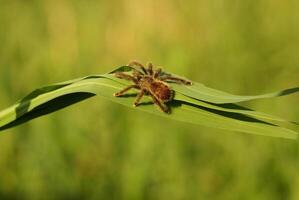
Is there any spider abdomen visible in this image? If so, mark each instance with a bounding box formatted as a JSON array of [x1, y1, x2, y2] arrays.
[[150, 81, 173, 102]]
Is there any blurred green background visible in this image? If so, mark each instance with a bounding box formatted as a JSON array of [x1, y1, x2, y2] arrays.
[[0, 0, 299, 199]]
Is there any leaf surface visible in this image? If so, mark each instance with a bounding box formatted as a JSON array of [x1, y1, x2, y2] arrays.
[[0, 66, 298, 139]]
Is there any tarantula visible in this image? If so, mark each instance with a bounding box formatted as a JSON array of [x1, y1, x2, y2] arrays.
[[113, 61, 192, 113]]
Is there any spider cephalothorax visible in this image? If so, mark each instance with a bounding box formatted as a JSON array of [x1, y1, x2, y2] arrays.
[[113, 61, 192, 113]]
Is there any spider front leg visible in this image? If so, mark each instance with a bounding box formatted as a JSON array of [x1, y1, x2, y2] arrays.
[[128, 61, 147, 74], [114, 85, 139, 97], [146, 62, 153, 75], [133, 90, 145, 107], [115, 72, 137, 83], [159, 76, 192, 85]]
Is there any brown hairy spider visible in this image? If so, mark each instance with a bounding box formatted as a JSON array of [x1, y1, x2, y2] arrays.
[[113, 61, 192, 113]]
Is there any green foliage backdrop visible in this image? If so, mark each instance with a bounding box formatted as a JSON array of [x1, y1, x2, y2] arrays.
[[0, 0, 299, 199]]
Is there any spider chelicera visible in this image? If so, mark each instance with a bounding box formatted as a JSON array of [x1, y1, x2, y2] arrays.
[[113, 61, 192, 113]]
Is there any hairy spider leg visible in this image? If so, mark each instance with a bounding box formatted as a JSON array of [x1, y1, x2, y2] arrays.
[[114, 85, 139, 97], [147, 62, 153, 75], [115, 72, 137, 83], [149, 93, 170, 113], [133, 90, 145, 107], [153, 68, 162, 78], [133, 69, 143, 80], [160, 76, 192, 85], [128, 61, 147, 75]]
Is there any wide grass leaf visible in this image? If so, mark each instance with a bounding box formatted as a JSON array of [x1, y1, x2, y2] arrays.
[[0, 66, 298, 139], [105, 74, 297, 126]]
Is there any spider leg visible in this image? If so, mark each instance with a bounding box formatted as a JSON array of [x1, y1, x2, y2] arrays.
[[128, 61, 147, 74], [133, 90, 145, 107], [115, 72, 137, 83], [149, 93, 170, 113], [133, 69, 143, 80], [146, 62, 153, 75], [159, 76, 192, 85], [113, 85, 139, 97], [153, 68, 162, 78]]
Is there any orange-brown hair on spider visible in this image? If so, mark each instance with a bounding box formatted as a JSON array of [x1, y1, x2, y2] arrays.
[[113, 61, 192, 113]]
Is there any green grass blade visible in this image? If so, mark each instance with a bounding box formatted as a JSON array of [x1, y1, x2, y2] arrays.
[[172, 83, 299, 104], [105, 74, 298, 126], [109, 66, 299, 104], [0, 75, 297, 139], [1, 93, 95, 131]]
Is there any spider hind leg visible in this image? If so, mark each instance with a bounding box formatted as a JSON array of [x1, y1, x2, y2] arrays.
[[160, 76, 192, 85], [149, 93, 170, 114], [153, 68, 162, 78]]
